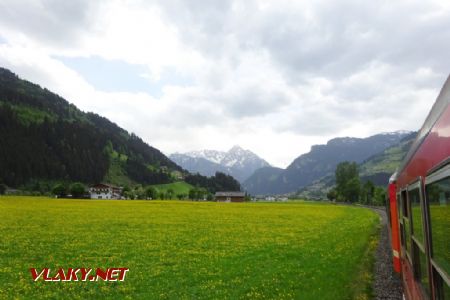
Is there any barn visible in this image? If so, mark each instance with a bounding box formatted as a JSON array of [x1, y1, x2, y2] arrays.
[[215, 191, 245, 202]]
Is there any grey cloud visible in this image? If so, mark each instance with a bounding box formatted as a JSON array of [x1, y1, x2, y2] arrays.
[[159, 93, 227, 129], [2, 0, 449, 139], [0, 0, 100, 47], [159, 0, 231, 34], [279, 107, 351, 136], [223, 87, 290, 118], [156, 0, 235, 59], [157, 0, 450, 83], [260, 1, 450, 81], [380, 14, 450, 75]]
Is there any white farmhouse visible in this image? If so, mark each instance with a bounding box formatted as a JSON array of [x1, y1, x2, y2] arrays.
[[89, 183, 122, 199]]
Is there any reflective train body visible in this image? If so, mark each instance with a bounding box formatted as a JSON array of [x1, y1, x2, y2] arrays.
[[387, 75, 450, 300]]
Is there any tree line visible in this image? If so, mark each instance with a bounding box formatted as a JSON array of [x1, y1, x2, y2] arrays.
[[185, 172, 241, 194], [45, 181, 232, 201], [326, 161, 386, 206]]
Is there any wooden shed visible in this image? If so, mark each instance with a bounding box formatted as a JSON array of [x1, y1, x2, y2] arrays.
[[215, 191, 245, 202]]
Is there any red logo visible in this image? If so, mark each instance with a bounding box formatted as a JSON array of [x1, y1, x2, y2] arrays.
[[30, 268, 129, 282]]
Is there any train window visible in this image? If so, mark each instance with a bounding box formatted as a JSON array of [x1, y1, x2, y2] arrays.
[[413, 242, 430, 296], [426, 164, 450, 299], [400, 223, 405, 248], [404, 218, 411, 255], [443, 281, 450, 300], [400, 189, 412, 261], [409, 187, 425, 246], [426, 173, 450, 277], [433, 268, 450, 300], [402, 190, 409, 218], [399, 200, 405, 245], [409, 180, 430, 295], [396, 192, 402, 229], [444, 280, 450, 300]]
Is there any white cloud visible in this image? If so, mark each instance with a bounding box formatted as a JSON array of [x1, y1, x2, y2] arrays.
[[0, 0, 449, 168]]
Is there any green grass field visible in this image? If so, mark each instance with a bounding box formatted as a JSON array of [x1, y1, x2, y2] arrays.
[[0, 197, 379, 299], [149, 181, 194, 195]]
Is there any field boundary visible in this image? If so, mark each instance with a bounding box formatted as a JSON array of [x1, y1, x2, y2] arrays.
[[350, 212, 380, 300]]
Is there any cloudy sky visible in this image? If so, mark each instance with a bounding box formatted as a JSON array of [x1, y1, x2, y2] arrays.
[[0, 0, 449, 167]]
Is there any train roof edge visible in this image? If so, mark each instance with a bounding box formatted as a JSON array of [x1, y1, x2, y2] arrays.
[[396, 74, 450, 178], [389, 171, 398, 183]]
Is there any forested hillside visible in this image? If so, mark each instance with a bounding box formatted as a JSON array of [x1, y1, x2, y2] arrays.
[[0, 68, 240, 192]]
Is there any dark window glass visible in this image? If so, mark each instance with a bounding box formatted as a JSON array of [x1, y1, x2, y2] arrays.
[[434, 268, 450, 300], [402, 191, 409, 217], [413, 242, 430, 296], [405, 218, 411, 253], [400, 223, 405, 248], [409, 188, 425, 246], [444, 280, 450, 300], [426, 176, 450, 276], [419, 249, 430, 295]]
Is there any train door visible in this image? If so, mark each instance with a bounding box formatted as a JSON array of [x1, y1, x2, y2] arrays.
[[388, 181, 401, 273]]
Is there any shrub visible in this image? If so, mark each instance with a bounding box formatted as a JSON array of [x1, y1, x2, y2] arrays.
[[52, 183, 68, 198], [70, 182, 86, 198], [0, 183, 6, 195]]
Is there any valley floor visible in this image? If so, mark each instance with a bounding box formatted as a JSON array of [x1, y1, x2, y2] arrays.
[[0, 197, 379, 299]]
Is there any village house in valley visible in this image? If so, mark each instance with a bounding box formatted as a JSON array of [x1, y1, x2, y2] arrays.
[[89, 183, 122, 199], [215, 191, 245, 202]]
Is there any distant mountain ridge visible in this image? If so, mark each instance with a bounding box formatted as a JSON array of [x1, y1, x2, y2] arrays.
[[170, 146, 270, 182], [296, 132, 417, 199], [243, 131, 413, 195]]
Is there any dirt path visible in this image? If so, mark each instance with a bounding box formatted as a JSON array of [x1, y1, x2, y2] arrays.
[[372, 208, 403, 300]]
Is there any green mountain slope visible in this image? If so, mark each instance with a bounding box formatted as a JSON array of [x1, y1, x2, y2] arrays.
[[0, 67, 240, 192], [244, 132, 412, 195], [242, 166, 284, 195], [296, 132, 417, 199], [359, 132, 416, 184], [0, 68, 180, 187]]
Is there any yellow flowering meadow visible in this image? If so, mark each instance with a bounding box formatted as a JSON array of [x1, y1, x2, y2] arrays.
[[0, 197, 378, 299]]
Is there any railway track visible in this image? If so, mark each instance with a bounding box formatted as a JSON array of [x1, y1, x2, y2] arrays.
[[369, 207, 403, 300]]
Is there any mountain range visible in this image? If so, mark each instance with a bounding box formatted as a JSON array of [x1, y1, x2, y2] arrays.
[[0, 66, 416, 197], [170, 146, 270, 182], [242, 131, 413, 195], [296, 132, 416, 199], [171, 130, 413, 196]]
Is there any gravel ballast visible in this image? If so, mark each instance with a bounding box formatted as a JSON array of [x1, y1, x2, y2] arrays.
[[372, 208, 403, 300]]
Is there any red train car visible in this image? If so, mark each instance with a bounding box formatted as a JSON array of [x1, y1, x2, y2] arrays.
[[387, 75, 450, 300]]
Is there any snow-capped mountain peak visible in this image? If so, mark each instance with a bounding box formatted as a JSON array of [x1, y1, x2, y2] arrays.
[[184, 149, 225, 164], [380, 130, 414, 136], [222, 146, 261, 168], [170, 146, 271, 182], [229, 145, 245, 153]]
